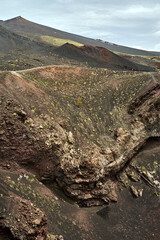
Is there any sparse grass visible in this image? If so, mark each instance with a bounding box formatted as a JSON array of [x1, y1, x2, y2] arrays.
[[21, 67, 153, 148], [41, 35, 83, 47]]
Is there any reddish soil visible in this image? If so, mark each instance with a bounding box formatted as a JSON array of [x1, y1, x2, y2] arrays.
[[54, 43, 155, 71]]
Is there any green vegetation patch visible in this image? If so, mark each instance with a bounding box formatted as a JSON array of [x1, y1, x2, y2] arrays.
[[41, 35, 83, 47]]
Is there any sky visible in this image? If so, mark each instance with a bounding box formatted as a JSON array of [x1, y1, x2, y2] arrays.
[[1, 0, 160, 51]]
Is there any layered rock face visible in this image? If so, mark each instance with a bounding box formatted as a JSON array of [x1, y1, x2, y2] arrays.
[[58, 83, 160, 206]]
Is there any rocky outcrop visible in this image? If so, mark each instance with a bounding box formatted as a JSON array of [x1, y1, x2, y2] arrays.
[[0, 90, 66, 181], [0, 194, 47, 240], [57, 82, 160, 206]]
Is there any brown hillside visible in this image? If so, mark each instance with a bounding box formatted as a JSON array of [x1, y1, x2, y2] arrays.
[[54, 43, 155, 71]]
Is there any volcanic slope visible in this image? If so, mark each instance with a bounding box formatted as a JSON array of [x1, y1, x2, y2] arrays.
[[1, 16, 160, 56], [0, 24, 57, 55], [0, 23, 156, 72], [0, 24, 61, 70], [0, 25, 87, 71], [53, 43, 155, 71]]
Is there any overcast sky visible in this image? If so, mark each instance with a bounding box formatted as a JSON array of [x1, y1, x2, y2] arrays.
[[1, 0, 160, 51]]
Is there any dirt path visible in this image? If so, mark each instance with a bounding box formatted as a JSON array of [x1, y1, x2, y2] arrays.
[[10, 71, 22, 78]]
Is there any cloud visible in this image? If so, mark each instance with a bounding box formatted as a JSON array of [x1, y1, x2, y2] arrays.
[[153, 43, 160, 51], [130, 45, 144, 50], [122, 4, 160, 18], [57, 0, 73, 3], [153, 30, 160, 37]]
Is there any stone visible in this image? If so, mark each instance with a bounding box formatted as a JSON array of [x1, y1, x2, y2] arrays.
[[0, 130, 5, 135], [142, 171, 154, 182], [153, 180, 160, 186], [68, 131, 74, 144], [130, 186, 139, 198], [16, 109, 27, 118], [59, 235, 64, 240], [49, 236, 56, 240], [33, 218, 42, 225], [138, 189, 143, 197], [126, 168, 140, 182]]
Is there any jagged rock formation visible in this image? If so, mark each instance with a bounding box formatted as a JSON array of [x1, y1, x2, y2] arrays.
[[57, 82, 160, 206]]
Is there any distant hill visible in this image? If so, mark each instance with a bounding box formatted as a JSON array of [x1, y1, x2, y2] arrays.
[[0, 24, 26, 53], [0, 24, 60, 70], [1, 16, 160, 56], [0, 16, 159, 71], [0, 24, 56, 55], [53, 43, 155, 71]]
